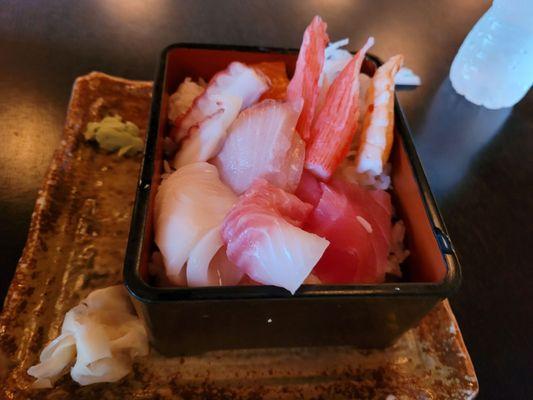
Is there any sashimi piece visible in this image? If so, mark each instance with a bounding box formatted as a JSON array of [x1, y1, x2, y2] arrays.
[[213, 99, 305, 194], [149, 251, 186, 287], [222, 179, 329, 294], [154, 162, 237, 284], [304, 177, 392, 283], [187, 226, 244, 287], [331, 179, 392, 278], [305, 183, 377, 283], [253, 61, 290, 100], [286, 15, 329, 141], [173, 94, 242, 168], [172, 62, 269, 142], [305, 37, 374, 180], [295, 170, 322, 207]]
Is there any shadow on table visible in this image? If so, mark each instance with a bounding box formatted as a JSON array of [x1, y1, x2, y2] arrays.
[[414, 78, 512, 200]]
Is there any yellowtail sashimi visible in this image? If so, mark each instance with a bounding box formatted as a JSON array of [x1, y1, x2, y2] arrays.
[[222, 179, 329, 294], [213, 99, 305, 194]]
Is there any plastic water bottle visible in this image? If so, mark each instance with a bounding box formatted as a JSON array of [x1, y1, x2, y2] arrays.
[[450, 0, 533, 109]]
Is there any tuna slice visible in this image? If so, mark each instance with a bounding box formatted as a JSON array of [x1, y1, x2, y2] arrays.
[[154, 162, 237, 284], [222, 179, 330, 294], [295, 170, 322, 207], [172, 62, 269, 142], [173, 94, 242, 168], [286, 15, 329, 141], [303, 176, 392, 284], [213, 99, 305, 194]]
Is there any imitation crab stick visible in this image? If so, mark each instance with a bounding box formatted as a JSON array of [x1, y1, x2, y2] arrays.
[[287, 16, 329, 142], [304, 37, 374, 181], [354, 54, 404, 176]]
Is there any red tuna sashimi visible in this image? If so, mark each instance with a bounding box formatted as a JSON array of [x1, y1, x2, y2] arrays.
[[287, 16, 329, 142], [304, 177, 392, 283], [295, 170, 322, 207], [222, 179, 329, 294], [172, 62, 269, 142], [332, 179, 392, 278], [305, 37, 374, 180], [213, 99, 305, 194], [305, 183, 376, 283]]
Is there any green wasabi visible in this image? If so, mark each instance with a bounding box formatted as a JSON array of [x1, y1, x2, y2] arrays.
[[83, 115, 143, 156]]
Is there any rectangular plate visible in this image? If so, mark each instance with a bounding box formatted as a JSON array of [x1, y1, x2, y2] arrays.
[[0, 73, 478, 399]]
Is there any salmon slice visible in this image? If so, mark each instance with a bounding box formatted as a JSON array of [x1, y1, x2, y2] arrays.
[[213, 99, 305, 194], [305, 37, 374, 180], [253, 61, 290, 100], [222, 179, 329, 294], [286, 16, 329, 141]]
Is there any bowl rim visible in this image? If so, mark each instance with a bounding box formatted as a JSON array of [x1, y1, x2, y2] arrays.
[[123, 43, 461, 304]]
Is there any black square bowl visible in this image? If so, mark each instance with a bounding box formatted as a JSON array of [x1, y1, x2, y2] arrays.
[[123, 44, 461, 356]]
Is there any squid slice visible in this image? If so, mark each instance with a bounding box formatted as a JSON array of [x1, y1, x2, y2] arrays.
[[173, 94, 242, 168], [154, 162, 237, 283], [187, 226, 243, 287], [173, 62, 269, 142]]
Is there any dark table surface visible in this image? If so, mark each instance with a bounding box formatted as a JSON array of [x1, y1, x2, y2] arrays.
[[1, 0, 531, 398]]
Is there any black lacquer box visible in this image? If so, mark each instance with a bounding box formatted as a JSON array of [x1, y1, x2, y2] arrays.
[[124, 44, 461, 356]]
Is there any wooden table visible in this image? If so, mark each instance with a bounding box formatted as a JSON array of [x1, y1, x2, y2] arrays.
[[1, 1, 531, 398]]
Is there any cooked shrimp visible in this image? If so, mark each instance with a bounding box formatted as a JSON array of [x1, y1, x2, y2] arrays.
[[354, 55, 403, 176]]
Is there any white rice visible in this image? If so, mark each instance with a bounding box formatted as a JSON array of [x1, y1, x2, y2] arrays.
[[167, 77, 205, 123], [386, 220, 410, 277]]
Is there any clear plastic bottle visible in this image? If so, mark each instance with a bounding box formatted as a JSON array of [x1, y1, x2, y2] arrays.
[[450, 0, 533, 109]]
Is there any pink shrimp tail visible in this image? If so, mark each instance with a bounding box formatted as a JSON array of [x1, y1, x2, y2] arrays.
[[287, 16, 329, 142], [304, 37, 374, 180]]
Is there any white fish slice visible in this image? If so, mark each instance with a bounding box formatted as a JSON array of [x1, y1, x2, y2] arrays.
[[186, 225, 243, 287], [213, 99, 305, 194], [154, 162, 237, 283]]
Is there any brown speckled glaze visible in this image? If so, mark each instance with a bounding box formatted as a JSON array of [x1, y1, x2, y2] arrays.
[[0, 73, 478, 399]]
